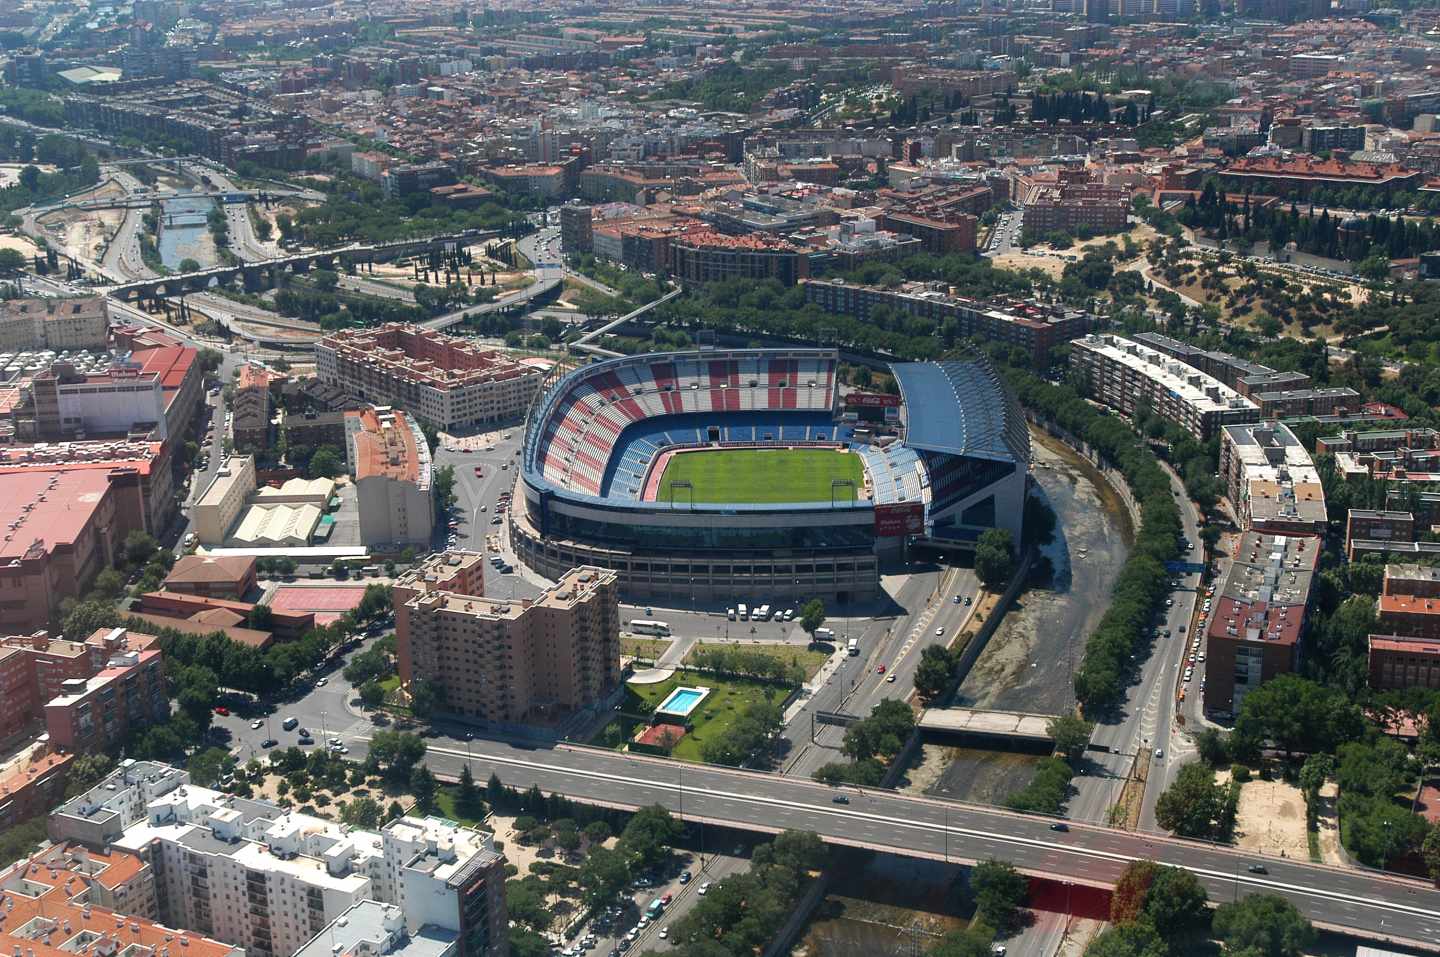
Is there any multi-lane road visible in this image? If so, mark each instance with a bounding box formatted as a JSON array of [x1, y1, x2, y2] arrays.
[[414, 738, 1440, 953]]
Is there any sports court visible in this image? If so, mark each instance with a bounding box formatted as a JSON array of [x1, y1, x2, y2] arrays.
[[268, 585, 368, 625]]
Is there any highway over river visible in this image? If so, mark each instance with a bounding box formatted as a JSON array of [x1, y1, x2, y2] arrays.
[[407, 736, 1440, 953]]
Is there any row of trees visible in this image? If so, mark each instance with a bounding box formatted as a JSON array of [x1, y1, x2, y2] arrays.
[[687, 646, 806, 686], [997, 363, 1184, 713]]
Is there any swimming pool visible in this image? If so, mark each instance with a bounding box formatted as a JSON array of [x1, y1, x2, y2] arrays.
[[655, 685, 711, 720]]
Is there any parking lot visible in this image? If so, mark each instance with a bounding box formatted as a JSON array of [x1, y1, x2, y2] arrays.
[[553, 845, 748, 956]]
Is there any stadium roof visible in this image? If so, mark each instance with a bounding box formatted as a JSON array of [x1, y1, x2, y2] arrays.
[[891, 359, 1029, 464]]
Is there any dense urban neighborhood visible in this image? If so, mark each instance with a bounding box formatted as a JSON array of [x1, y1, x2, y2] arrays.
[[7, 2, 1440, 957]]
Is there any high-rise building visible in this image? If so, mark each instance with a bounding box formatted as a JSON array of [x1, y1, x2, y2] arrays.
[[396, 559, 621, 726]]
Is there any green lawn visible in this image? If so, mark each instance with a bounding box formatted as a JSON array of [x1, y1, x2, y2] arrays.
[[605, 672, 788, 762], [655, 448, 862, 505], [433, 785, 487, 828]]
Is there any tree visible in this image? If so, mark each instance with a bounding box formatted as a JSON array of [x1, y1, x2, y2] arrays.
[[583, 820, 612, 845], [359, 679, 385, 709], [339, 797, 383, 829], [578, 845, 631, 906], [974, 528, 1016, 588], [1109, 860, 1157, 925], [505, 877, 551, 932], [187, 747, 236, 788], [1195, 728, 1230, 767], [91, 568, 126, 599], [409, 763, 438, 812], [914, 644, 956, 700], [433, 463, 457, 519], [178, 258, 201, 273], [196, 348, 223, 374], [308, 445, 345, 479], [1084, 923, 1167, 957], [799, 598, 826, 638], [1211, 894, 1315, 957], [456, 763, 482, 817], [124, 530, 160, 567], [618, 804, 681, 870], [0, 248, 26, 275], [1048, 715, 1095, 762], [972, 859, 1028, 932], [1423, 824, 1440, 884], [1143, 866, 1210, 941], [1232, 675, 1365, 758], [409, 678, 440, 719], [1155, 763, 1228, 839], [369, 730, 427, 777]]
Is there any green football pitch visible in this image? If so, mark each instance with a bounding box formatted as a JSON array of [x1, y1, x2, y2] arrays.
[[654, 448, 863, 504]]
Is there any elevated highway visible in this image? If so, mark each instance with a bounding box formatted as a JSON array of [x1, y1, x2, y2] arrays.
[[405, 736, 1440, 954]]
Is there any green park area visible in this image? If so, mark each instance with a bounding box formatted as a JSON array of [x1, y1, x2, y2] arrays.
[[594, 671, 791, 766]]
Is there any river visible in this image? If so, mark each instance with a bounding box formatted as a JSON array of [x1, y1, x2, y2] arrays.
[[907, 426, 1136, 804], [157, 196, 216, 270]]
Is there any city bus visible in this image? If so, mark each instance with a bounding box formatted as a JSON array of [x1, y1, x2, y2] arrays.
[[629, 620, 671, 637]]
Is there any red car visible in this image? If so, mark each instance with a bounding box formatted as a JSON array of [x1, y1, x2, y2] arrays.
[[876, 665, 887, 675], [660, 893, 672, 905], [474, 466, 484, 476], [214, 706, 229, 716]]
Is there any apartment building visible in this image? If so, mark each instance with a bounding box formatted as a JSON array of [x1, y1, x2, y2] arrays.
[[0, 627, 160, 744], [44, 641, 168, 754], [1219, 422, 1326, 536], [316, 325, 544, 431], [0, 745, 73, 831], [0, 296, 109, 351], [1377, 563, 1440, 640], [0, 842, 239, 957], [1069, 334, 1261, 440], [802, 278, 1089, 365], [397, 563, 620, 726], [232, 364, 275, 451], [192, 456, 257, 545], [1203, 532, 1319, 716], [669, 230, 810, 286], [52, 762, 508, 957], [1346, 509, 1416, 559], [559, 201, 594, 253], [345, 407, 433, 546], [1017, 168, 1128, 235]]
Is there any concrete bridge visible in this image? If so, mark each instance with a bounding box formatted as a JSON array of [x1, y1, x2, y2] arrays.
[[917, 707, 1058, 747], [37, 187, 323, 214], [103, 230, 499, 303]]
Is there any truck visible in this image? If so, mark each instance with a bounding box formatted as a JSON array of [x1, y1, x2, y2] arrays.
[[847, 638, 859, 656], [814, 627, 834, 641]]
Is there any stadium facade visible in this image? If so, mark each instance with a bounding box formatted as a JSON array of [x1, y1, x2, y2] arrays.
[[513, 347, 1028, 602]]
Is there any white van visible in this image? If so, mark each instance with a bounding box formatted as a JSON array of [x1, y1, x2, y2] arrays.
[[726, 607, 736, 620], [814, 627, 834, 641], [738, 603, 748, 620]]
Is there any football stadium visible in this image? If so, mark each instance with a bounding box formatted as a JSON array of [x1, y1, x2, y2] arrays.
[[514, 347, 1029, 602]]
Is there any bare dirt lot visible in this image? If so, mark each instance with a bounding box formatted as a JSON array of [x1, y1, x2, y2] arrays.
[[1221, 770, 1317, 862]]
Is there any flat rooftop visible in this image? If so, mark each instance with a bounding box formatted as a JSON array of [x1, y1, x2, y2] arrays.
[[0, 469, 113, 563], [1223, 421, 1326, 525], [1075, 335, 1258, 415]]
